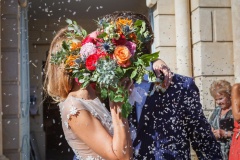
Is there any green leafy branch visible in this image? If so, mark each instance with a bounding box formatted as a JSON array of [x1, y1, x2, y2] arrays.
[[50, 41, 70, 65], [66, 19, 87, 38]]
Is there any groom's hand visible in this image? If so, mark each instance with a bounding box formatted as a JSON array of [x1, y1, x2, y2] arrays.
[[153, 59, 173, 89]]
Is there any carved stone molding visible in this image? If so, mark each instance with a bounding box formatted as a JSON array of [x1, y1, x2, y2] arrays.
[[146, 0, 157, 8]]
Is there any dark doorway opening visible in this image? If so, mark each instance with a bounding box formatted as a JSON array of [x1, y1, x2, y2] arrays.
[[43, 96, 74, 160]]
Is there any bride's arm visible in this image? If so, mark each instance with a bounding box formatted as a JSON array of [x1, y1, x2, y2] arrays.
[[110, 101, 133, 160], [68, 101, 132, 160]]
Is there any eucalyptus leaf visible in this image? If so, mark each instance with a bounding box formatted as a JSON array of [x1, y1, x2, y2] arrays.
[[113, 96, 124, 102], [66, 19, 72, 25], [68, 26, 75, 31], [130, 69, 137, 79]]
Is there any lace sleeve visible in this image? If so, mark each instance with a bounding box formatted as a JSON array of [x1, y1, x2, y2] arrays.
[[59, 96, 113, 135], [59, 97, 86, 129]]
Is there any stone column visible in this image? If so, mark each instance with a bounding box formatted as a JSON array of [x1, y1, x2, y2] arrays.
[[231, 0, 240, 83], [0, 2, 10, 160], [174, 0, 192, 76]]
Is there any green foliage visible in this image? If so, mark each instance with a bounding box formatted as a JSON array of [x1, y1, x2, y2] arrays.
[[50, 41, 70, 65], [140, 52, 159, 66], [121, 102, 132, 118], [66, 19, 87, 38]]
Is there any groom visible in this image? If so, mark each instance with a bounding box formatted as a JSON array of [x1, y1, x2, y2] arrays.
[[129, 72, 223, 159], [106, 11, 222, 159]]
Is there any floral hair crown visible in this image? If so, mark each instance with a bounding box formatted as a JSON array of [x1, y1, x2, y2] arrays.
[[50, 18, 159, 118]]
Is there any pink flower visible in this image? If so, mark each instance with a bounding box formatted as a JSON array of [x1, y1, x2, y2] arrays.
[[80, 42, 97, 58], [81, 35, 97, 45], [89, 30, 100, 39], [125, 41, 136, 56]]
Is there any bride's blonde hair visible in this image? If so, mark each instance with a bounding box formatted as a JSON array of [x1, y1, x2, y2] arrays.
[[44, 27, 73, 101]]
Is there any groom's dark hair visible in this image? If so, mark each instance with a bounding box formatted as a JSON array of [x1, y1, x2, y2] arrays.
[[99, 11, 154, 54]]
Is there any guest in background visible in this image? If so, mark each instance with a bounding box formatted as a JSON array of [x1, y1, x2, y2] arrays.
[[209, 80, 234, 160], [229, 83, 240, 160]]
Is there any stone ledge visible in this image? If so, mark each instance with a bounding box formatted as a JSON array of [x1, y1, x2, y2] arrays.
[[191, 0, 231, 11], [153, 0, 175, 16]]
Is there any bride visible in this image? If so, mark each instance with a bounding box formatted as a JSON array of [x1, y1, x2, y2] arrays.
[[44, 27, 133, 160]]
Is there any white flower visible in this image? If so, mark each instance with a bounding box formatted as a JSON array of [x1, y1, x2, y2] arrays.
[[83, 73, 90, 76], [69, 107, 78, 115], [80, 42, 97, 58], [104, 24, 114, 34], [79, 79, 85, 83]]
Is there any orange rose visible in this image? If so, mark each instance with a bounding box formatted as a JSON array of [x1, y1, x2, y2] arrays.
[[65, 55, 80, 67], [113, 46, 132, 67]]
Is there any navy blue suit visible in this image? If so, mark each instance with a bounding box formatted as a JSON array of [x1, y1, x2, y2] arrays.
[[129, 74, 222, 160]]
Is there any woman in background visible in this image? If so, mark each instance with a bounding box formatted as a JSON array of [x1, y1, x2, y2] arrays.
[[209, 80, 234, 160], [229, 83, 240, 160]]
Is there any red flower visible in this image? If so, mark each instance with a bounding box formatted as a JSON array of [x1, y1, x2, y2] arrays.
[[96, 48, 108, 55], [81, 35, 97, 45], [85, 53, 106, 71], [112, 34, 126, 45], [86, 54, 99, 71]]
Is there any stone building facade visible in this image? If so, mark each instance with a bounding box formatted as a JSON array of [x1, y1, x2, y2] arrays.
[[0, 0, 239, 159]]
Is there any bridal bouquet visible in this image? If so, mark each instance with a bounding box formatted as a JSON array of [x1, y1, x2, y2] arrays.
[[51, 18, 159, 118]]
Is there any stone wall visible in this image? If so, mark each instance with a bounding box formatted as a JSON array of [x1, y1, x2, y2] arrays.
[[190, 0, 234, 114], [151, 0, 235, 114], [1, 1, 21, 159], [148, 0, 237, 158], [153, 0, 177, 72]]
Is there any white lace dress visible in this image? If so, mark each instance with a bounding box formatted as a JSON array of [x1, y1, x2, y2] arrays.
[[59, 96, 113, 160]]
